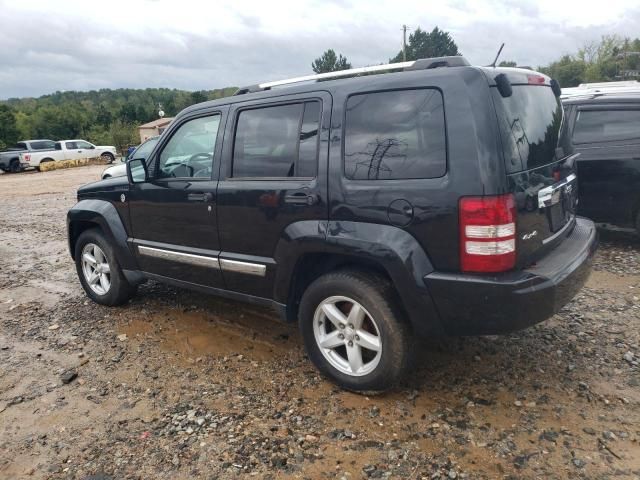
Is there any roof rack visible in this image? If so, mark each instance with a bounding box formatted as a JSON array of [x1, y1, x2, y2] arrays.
[[561, 81, 640, 99], [234, 56, 470, 95]]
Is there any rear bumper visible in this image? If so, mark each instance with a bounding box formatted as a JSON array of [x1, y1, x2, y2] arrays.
[[424, 217, 597, 335]]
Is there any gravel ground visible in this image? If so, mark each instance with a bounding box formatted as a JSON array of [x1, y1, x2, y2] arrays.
[[0, 166, 639, 480]]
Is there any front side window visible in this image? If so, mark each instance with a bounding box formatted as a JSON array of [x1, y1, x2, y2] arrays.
[[66, 141, 78, 150], [344, 89, 447, 180], [158, 115, 220, 179], [132, 137, 159, 164], [232, 101, 320, 178], [76, 141, 93, 149], [573, 109, 640, 144]]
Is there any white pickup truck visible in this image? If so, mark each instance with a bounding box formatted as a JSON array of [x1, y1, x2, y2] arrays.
[[20, 139, 118, 170]]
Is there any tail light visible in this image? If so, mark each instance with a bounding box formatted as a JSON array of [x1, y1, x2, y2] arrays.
[[24, 154, 30, 162], [459, 194, 516, 273]]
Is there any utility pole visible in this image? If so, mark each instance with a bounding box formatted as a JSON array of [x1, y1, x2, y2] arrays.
[[402, 25, 408, 62]]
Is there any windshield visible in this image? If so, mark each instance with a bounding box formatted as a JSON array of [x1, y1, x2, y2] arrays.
[[492, 85, 566, 173]]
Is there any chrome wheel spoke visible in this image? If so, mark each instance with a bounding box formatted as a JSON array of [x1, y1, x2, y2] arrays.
[[347, 303, 366, 329], [318, 330, 344, 349], [88, 271, 100, 285], [101, 263, 111, 274], [355, 330, 381, 352], [346, 344, 364, 373], [99, 273, 110, 291], [83, 252, 97, 265], [321, 303, 346, 328]]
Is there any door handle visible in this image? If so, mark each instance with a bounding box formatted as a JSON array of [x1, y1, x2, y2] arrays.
[[284, 192, 318, 206], [187, 192, 214, 202]]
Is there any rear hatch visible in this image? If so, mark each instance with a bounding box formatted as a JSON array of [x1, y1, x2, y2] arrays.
[[489, 70, 578, 268]]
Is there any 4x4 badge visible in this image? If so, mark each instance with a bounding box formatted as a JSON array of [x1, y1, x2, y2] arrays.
[[522, 230, 538, 240], [120, 194, 126, 203]]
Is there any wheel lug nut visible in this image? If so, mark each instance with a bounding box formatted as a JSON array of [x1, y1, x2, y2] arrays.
[[355, 335, 360, 341], [348, 341, 353, 347], [338, 333, 345, 339], [348, 323, 354, 329], [339, 323, 345, 329]]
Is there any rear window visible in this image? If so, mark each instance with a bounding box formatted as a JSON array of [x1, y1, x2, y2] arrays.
[[344, 89, 447, 180], [492, 86, 564, 173], [573, 109, 640, 144], [30, 141, 55, 150]]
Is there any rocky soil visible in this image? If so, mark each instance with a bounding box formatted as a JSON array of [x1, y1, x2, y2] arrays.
[[0, 166, 639, 479]]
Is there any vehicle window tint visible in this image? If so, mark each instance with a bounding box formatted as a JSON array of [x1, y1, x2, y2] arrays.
[[66, 142, 78, 150], [158, 115, 220, 179], [573, 109, 640, 144], [55, 142, 62, 151], [133, 138, 159, 163], [30, 141, 46, 150], [36, 141, 56, 150], [14, 143, 27, 150], [344, 89, 446, 180], [492, 86, 564, 173], [297, 102, 320, 177], [76, 141, 93, 149], [233, 102, 320, 178]]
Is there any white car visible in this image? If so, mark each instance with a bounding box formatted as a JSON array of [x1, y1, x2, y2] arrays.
[[102, 136, 160, 179], [21, 139, 117, 170]]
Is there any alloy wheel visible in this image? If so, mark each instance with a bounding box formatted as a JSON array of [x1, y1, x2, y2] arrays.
[[81, 243, 111, 295], [312, 296, 382, 377]]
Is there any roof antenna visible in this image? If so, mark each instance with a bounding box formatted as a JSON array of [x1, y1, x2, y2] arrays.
[[489, 43, 505, 68]]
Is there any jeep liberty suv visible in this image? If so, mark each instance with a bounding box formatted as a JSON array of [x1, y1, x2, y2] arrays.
[[68, 57, 597, 392]]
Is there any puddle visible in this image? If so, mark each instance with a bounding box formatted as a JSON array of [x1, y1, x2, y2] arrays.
[[119, 308, 298, 362]]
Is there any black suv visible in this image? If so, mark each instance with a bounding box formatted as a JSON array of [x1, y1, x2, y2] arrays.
[[68, 57, 597, 392], [561, 87, 640, 234]]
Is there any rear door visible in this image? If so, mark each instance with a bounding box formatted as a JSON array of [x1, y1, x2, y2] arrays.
[[491, 81, 579, 267], [216, 92, 330, 299], [571, 104, 640, 227], [64, 141, 83, 160]]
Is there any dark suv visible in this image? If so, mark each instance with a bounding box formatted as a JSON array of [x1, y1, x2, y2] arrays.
[[561, 86, 640, 234], [68, 57, 597, 392]]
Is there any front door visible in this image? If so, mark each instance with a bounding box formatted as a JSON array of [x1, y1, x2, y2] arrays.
[[216, 93, 330, 298], [573, 105, 640, 227], [128, 110, 226, 288]]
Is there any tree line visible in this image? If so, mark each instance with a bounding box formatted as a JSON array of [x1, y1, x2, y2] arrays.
[[0, 87, 236, 151], [1, 27, 639, 150]]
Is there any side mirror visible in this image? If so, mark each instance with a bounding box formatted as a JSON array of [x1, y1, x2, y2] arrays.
[[89, 145, 96, 149], [127, 158, 148, 184]]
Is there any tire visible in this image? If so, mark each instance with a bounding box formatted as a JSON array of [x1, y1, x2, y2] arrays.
[[299, 269, 412, 393], [102, 174, 111, 180], [101, 152, 115, 164], [74, 228, 137, 306], [9, 159, 20, 173]]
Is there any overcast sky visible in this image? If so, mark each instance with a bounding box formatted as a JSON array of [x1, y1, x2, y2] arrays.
[[1, 0, 639, 99]]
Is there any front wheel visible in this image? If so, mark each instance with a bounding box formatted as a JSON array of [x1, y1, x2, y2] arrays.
[[299, 269, 412, 393], [75, 229, 136, 306]]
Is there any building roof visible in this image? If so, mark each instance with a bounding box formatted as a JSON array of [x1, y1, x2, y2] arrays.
[[138, 118, 174, 129]]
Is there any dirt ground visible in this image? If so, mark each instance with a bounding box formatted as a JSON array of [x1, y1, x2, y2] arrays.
[[0, 166, 639, 480]]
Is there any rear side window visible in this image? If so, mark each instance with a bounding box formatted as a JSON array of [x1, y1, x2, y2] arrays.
[[344, 89, 446, 180], [31, 141, 55, 150], [573, 109, 640, 144], [232, 101, 320, 178], [66, 141, 78, 150]]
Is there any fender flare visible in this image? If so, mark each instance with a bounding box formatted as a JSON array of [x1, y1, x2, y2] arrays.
[[273, 220, 444, 337], [67, 199, 139, 273]]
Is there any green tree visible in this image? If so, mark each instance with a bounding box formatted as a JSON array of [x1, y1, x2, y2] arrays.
[[109, 120, 138, 155], [498, 60, 517, 67], [312, 49, 352, 73], [0, 105, 20, 148], [539, 55, 587, 87], [391, 26, 460, 62]]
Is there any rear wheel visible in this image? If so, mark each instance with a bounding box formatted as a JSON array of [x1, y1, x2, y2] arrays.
[[75, 229, 136, 306], [101, 152, 115, 163], [9, 159, 20, 173], [299, 269, 412, 393], [36, 158, 54, 171]]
